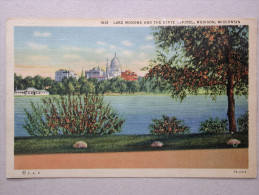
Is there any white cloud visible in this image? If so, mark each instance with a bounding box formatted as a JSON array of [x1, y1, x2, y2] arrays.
[[132, 59, 150, 66], [122, 40, 133, 46], [139, 52, 147, 58], [87, 61, 106, 69], [109, 45, 123, 54], [122, 50, 133, 57], [27, 42, 48, 50], [145, 35, 153, 40], [97, 41, 106, 46], [63, 54, 83, 59], [109, 45, 116, 49], [95, 48, 106, 54], [26, 55, 50, 61], [33, 31, 52, 37], [140, 44, 154, 50], [61, 46, 91, 52], [62, 54, 86, 65]]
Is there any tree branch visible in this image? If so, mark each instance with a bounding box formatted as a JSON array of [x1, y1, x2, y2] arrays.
[[197, 81, 227, 87]]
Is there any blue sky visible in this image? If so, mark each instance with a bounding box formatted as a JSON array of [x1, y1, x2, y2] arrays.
[[14, 26, 156, 78]]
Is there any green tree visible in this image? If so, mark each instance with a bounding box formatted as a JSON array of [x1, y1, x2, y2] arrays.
[[34, 75, 43, 89], [74, 81, 80, 95], [131, 81, 140, 94], [126, 81, 132, 93], [79, 77, 87, 94], [49, 84, 58, 94], [109, 78, 119, 93], [40, 83, 45, 90], [78, 76, 87, 85], [95, 81, 107, 95], [20, 83, 26, 90], [67, 82, 75, 95], [145, 26, 248, 133], [44, 77, 54, 86], [61, 77, 69, 90], [119, 82, 127, 94], [57, 82, 65, 95], [80, 80, 96, 95], [14, 73, 23, 90], [116, 78, 127, 94], [24, 76, 35, 87], [88, 82, 95, 94]]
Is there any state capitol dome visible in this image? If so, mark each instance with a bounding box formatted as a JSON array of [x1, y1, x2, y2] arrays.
[[109, 53, 121, 77]]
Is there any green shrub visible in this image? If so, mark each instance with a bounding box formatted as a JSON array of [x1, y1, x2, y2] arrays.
[[199, 117, 228, 133], [149, 115, 190, 135], [237, 112, 248, 133], [24, 94, 125, 136], [24, 101, 54, 136]]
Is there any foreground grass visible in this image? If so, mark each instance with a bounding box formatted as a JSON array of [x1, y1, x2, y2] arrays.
[[14, 133, 248, 155]]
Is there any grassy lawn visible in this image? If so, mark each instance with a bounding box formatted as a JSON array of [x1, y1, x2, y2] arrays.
[[14, 133, 248, 155]]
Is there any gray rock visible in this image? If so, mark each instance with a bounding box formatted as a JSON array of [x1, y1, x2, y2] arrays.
[[151, 141, 163, 147], [73, 141, 87, 148]]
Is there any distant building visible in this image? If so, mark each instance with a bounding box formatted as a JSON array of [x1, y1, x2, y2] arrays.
[[85, 67, 106, 80], [85, 53, 123, 81], [55, 69, 79, 82], [91, 75, 107, 82], [121, 70, 138, 81], [14, 87, 49, 96], [108, 53, 122, 78]]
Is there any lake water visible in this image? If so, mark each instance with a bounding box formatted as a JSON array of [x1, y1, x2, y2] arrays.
[[15, 95, 248, 137]]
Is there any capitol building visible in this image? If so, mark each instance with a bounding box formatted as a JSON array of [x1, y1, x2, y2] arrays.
[[55, 53, 137, 82], [85, 53, 122, 81], [106, 53, 122, 78]]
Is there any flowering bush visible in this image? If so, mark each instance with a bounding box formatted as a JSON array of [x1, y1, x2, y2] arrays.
[[24, 94, 125, 136], [199, 117, 228, 134], [149, 115, 190, 135], [237, 112, 248, 133], [24, 101, 53, 136]]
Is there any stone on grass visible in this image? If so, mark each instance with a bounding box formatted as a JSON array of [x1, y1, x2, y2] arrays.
[[227, 139, 241, 148], [73, 141, 87, 149], [151, 141, 163, 148]]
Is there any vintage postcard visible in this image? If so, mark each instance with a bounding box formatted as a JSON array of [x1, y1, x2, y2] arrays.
[[6, 18, 257, 178]]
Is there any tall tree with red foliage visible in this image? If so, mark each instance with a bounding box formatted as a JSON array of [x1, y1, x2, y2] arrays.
[[145, 26, 248, 133]]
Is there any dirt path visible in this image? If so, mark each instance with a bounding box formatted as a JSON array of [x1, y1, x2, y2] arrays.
[[15, 148, 248, 169]]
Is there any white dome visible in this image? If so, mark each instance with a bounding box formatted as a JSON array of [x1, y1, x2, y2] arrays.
[[110, 53, 121, 76]]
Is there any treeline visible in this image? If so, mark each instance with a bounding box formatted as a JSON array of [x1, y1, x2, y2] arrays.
[[14, 74, 54, 90], [14, 73, 164, 95]]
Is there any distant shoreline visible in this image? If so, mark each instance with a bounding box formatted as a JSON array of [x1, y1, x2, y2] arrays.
[[14, 92, 170, 97], [14, 91, 221, 97]]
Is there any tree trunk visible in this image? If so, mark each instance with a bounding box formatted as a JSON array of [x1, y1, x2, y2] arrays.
[[227, 72, 237, 133]]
